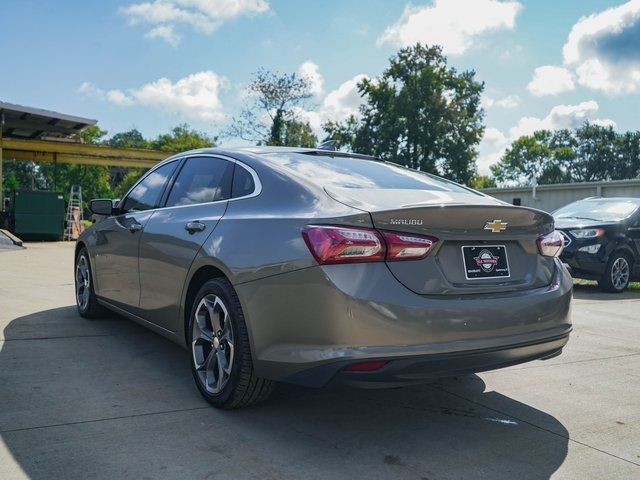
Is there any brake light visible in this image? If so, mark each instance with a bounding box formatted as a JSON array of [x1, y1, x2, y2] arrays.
[[380, 231, 437, 261], [537, 230, 564, 257], [302, 225, 439, 264], [302, 225, 385, 264]]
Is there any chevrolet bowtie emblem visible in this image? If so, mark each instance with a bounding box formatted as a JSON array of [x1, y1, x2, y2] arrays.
[[484, 219, 508, 233]]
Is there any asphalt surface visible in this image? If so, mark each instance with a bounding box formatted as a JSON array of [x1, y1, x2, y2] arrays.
[[0, 242, 638, 479]]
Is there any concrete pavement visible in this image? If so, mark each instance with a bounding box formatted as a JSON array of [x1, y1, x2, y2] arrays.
[[0, 242, 638, 479]]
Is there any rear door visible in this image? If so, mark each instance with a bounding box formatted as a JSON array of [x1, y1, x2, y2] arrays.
[[138, 155, 235, 331], [93, 160, 178, 308]]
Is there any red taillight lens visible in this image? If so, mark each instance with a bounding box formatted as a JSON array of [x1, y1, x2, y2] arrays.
[[537, 230, 564, 257], [343, 360, 388, 372], [302, 225, 385, 264], [302, 225, 439, 264], [380, 230, 438, 261]]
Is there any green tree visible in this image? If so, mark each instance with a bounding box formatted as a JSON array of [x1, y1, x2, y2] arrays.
[[572, 123, 617, 182], [151, 124, 217, 152], [325, 44, 485, 184], [468, 174, 496, 189], [283, 119, 317, 147], [229, 69, 313, 146], [491, 122, 640, 186], [322, 115, 359, 152], [108, 128, 149, 149], [1, 160, 47, 197], [491, 131, 561, 186]]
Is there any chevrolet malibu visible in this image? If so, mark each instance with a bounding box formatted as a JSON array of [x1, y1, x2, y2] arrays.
[[76, 147, 572, 409]]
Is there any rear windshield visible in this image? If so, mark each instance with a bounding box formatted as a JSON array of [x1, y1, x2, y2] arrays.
[[264, 153, 478, 194], [554, 198, 640, 222]]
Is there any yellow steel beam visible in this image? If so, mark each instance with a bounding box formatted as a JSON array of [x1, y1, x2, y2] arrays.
[[4, 149, 160, 168], [1, 137, 171, 164]]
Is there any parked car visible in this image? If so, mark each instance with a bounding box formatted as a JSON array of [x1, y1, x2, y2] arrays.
[[76, 147, 572, 409], [554, 197, 640, 292]]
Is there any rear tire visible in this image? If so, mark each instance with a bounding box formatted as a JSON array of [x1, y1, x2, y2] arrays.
[[598, 252, 632, 293], [188, 278, 274, 409], [75, 247, 108, 318]]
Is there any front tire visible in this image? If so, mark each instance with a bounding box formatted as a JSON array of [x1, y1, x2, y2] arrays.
[[188, 278, 274, 409], [599, 252, 632, 293], [75, 247, 107, 318]]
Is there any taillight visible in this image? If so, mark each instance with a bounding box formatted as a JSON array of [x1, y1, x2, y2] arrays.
[[302, 225, 439, 264], [302, 225, 385, 264], [537, 230, 564, 257], [380, 231, 437, 261]]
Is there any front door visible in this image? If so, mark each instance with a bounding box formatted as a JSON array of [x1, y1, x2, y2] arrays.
[[138, 156, 235, 331], [93, 160, 178, 310]]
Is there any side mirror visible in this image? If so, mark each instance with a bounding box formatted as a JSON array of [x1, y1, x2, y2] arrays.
[[89, 199, 115, 216]]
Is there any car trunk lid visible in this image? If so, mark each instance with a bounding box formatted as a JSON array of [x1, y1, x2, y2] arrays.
[[325, 187, 556, 295]]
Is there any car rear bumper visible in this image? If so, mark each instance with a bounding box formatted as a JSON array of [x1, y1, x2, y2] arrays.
[[285, 332, 569, 388], [235, 259, 572, 387]]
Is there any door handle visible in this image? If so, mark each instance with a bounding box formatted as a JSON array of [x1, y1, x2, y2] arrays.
[[129, 223, 143, 233], [185, 221, 206, 234]]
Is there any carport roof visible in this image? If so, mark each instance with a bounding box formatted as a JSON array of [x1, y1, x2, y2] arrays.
[[0, 101, 97, 140]]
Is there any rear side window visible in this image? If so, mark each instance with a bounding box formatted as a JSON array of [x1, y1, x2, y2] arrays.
[[121, 161, 177, 212], [232, 165, 255, 198], [166, 156, 233, 207]]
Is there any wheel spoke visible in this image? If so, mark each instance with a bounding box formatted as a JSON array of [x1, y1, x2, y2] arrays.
[[216, 350, 226, 390]]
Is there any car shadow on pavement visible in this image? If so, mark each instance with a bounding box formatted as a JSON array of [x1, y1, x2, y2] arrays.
[[1, 306, 569, 480]]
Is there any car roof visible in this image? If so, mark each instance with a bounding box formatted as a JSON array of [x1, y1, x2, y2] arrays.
[[163, 146, 379, 163], [578, 197, 640, 202]]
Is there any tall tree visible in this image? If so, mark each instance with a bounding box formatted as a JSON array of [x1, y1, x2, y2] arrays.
[[324, 44, 485, 184], [151, 124, 217, 152], [229, 69, 315, 146], [490, 131, 569, 186], [491, 122, 640, 186], [108, 128, 149, 149]]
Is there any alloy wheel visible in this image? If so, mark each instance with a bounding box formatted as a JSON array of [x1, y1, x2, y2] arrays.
[[611, 257, 630, 291], [192, 294, 235, 394], [76, 255, 90, 310]]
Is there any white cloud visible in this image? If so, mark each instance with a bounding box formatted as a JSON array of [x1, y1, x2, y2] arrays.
[[477, 101, 616, 174], [145, 24, 181, 46], [477, 127, 508, 174], [526, 65, 575, 96], [78, 82, 104, 98], [298, 61, 324, 96], [79, 71, 228, 121], [322, 74, 368, 121], [120, 0, 269, 45], [560, 0, 640, 94], [483, 93, 521, 109], [294, 74, 369, 137], [508, 100, 615, 139], [377, 0, 522, 55], [106, 89, 136, 107]]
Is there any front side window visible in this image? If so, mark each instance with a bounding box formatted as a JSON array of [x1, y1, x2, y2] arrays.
[[121, 161, 177, 212], [166, 157, 234, 207]]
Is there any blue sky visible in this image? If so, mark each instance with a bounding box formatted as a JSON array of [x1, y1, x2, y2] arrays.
[[1, 0, 639, 173]]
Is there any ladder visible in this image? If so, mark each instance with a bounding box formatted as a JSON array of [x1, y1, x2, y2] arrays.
[[64, 185, 83, 241]]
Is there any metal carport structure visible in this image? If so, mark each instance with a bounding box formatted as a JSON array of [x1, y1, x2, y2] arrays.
[[0, 101, 170, 211]]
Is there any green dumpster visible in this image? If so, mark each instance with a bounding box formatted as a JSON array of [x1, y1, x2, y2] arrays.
[[11, 190, 65, 241]]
